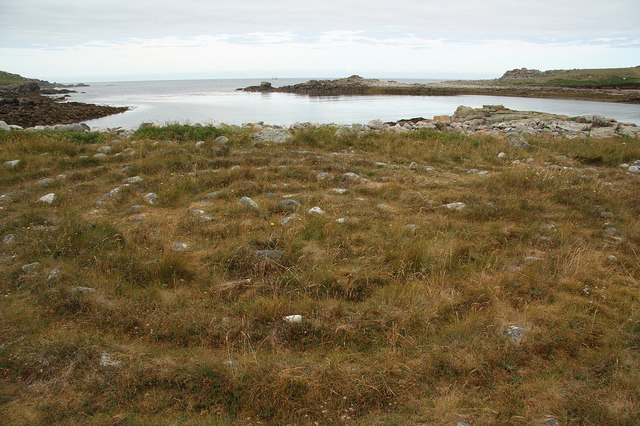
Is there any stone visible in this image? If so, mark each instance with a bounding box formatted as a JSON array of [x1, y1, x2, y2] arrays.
[[205, 191, 221, 198], [129, 205, 142, 214], [93, 153, 107, 159], [72, 286, 95, 294], [505, 325, 526, 343], [173, 243, 188, 251], [239, 196, 258, 209], [336, 218, 347, 223], [47, 268, 60, 280], [589, 127, 616, 138], [195, 140, 205, 148], [375, 162, 387, 167], [37, 178, 54, 186], [618, 125, 640, 137], [191, 209, 205, 215], [126, 176, 143, 184], [97, 146, 112, 154], [628, 166, 640, 173], [506, 132, 531, 149], [2, 160, 20, 169], [100, 352, 121, 367], [283, 314, 302, 324], [3, 234, 15, 244], [22, 262, 40, 273], [335, 126, 357, 138], [0, 121, 10, 131], [343, 172, 360, 183], [279, 199, 301, 208], [332, 188, 348, 194], [39, 193, 56, 204], [409, 162, 419, 170], [53, 123, 89, 132], [605, 227, 617, 234], [308, 206, 325, 215], [200, 215, 213, 222], [144, 193, 158, 204], [250, 128, 292, 143], [214, 135, 230, 144], [281, 214, 300, 225], [317, 172, 329, 180], [542, 416, 560, 425], [444, 202, 466, 211], [497, 152, 506, 158], [367, 119, 384, 130], [255, 249, 283, 260]]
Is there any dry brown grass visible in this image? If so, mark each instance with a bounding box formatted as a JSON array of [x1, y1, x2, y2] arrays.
[[1, 126, 639, 424]]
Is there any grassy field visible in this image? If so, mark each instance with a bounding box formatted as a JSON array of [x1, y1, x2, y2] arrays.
[[501, 66, 640, 88], [0, 71, 33, 85], [1, 125, 640, 424]]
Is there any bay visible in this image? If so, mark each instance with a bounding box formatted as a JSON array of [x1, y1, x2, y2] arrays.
[[64, 78, 640, 129]]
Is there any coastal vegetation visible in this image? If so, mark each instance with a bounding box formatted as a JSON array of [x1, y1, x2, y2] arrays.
[[1, 124, 639, 424]]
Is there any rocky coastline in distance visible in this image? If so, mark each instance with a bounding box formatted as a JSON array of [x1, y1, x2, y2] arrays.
[[242, 66, 640, 103]]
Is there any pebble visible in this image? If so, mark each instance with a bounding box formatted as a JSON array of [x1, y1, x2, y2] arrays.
[[214, 136, 229, 144], [281, 214, 300, 225], [332, 188, 348, 194], [47, 268, 60, 280], [93, 153, 108, 159], [335, 218, 347, 223], [37, 178, 54, 186], [239, 196, 258, 209], [308, 206, 325, 215], [279, 199, 301, 208], [497, 152, 506, 158], [343, 172, 360, 183], [629, 166, 640, 173], [444, 202, 466, 210], [100, 352, 121, 367], [97, 146, 112, 154], [191, 209, 205, 215], [505, 325, 526, 343], [283, 314, 302, 324], [200, 215, 213, 222], [173, 243, 188, 251], [72, 286, 95, 294], [195, 141, 205, 148], [144, 193, 158, 204], [2, 160, 20, 169], [126, 176, 144, 184], [317, 172, 329, 180], [39, 193, 56, 204], [22, 262, 40, 273], [409, 162, 419, 170], [3, 234, 15, 244]]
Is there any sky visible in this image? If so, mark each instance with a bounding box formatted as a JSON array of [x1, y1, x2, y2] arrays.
[[0, 0, 639, 82]]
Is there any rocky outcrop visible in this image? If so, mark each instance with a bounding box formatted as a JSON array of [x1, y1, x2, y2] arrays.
[[0, 82, 128, 127], [499, 68, 544, 81]]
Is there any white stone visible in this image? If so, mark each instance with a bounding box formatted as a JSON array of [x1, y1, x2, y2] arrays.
[[2, 160, 20, 169], [283, 314, 303, 324], [444, 202, 466, 211], [239, 196, 258, 209], [39, 193, 56, 204], [308, 206, 325, 215]]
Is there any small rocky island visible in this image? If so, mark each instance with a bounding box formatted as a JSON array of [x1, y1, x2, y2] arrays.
[[242, 66, 640, 103], [0, 72, 129, 127]]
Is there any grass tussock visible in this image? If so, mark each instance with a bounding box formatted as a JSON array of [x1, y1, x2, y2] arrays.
[[1, 127, 640, 424]]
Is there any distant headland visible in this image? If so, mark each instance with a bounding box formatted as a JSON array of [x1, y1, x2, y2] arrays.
[[242, 66, 640, 103]]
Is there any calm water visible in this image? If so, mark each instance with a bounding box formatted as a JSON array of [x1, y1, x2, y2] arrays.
[[64, 78, 640, 129]]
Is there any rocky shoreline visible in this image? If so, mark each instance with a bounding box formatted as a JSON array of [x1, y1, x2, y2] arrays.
[[2, 105, 637, 143], [0, 82, 129, 128], [242, 75, 640, 103]]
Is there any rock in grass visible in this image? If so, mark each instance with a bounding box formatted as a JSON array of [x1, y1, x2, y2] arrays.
[[335, 217, 347, 223], [195, 140, 205, 148], [39, 193, 56, 204], [343, 172, 360, 183], [37, 178, 54, 186], [173, 243, 188, 251], [214, 136, 229, 144], [279, 199, 301, 208], [144, 193, 158, 204], [200, 215, 213, 222], [205, 191, 221, 198], [283, 314, 302, 324], [497, 152, 506, 158], [3, 234, 15, 244], [505, 325, 526, 343], [332, 188, 348, 194], [255, 249, 283, 260], [239, 196, 258, 209], [129, 205, 142, 214], [629, 166, 640, 173], [316, 172, 329, 180], [97, 146, 112, 154], [444, 202, 466, 211], [72, 286, 95, 294], [2, 160, 20, 169], [191, 209, 205, 215], [93, 153, 108, 159], [506, 132, 531, 149], [0, 121, 10, 131], [100, 352, 121, 367], [126, 176, 144, 184], [281, 214, 300, 225], [250, 128, 292, 143], [308, 206, 325, 215], [22, 262, 40, 273], [47, 268, 60, 280]]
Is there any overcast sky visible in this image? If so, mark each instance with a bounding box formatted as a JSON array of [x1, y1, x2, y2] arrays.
[[1, 0, 639, 82]]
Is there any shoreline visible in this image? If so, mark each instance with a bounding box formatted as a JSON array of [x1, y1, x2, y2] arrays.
[[242, 75, 640, 104]]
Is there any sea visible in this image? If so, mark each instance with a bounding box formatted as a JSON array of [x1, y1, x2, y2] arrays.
[[61, 78, 640, 129]]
